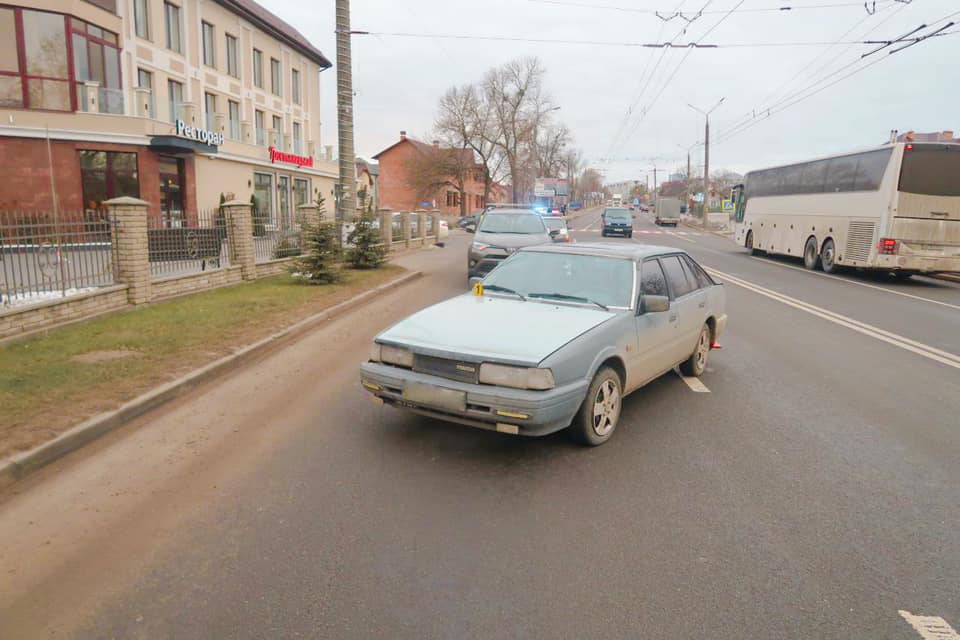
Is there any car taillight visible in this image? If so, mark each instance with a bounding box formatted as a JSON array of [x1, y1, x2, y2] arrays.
[[878, 238, 898, 255]]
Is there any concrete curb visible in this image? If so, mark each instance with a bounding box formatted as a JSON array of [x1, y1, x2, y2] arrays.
[[0, 270, 423, 491]]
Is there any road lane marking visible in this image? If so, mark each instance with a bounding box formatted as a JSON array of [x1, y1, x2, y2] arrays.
[[899, 611, 959, 639], [663, 229, 697, 243], [675, 369, 710, 392], [705, 267, 960, 370], [748, 257, 960, 311]]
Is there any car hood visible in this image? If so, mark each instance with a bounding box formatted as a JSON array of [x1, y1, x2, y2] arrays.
[[474, 231, 551, 249], [377, 294, 616, 365]]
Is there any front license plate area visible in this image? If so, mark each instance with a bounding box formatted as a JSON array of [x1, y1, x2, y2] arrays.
[[403, 382, 466, 413]]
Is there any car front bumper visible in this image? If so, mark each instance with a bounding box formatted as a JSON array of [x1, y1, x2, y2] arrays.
[[603, 225, 632, 235], [360, 362, 589, 436]]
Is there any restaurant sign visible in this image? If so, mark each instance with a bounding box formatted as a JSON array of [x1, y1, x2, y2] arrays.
[[175, 119, 224, 146], [269, 146, 314, 168]]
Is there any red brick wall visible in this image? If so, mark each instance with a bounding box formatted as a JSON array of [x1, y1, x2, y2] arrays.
[[0, 137, 196, 218], [376, 139, 486, 216]]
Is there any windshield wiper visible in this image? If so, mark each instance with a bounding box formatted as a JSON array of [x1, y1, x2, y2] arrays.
[[483, 284, 526, 301], [528, 292, 609, 311]]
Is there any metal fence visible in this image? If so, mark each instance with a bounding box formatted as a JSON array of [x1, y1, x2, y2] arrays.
[[0, 210, 116, 307], [148, 208, 229, 279], [253, 212, 302, 263]]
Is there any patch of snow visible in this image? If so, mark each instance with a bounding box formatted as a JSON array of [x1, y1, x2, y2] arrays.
[[1, 287, 99, 309]]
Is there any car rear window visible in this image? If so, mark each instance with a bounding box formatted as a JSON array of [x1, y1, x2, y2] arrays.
[[660, 255, 694, 298]]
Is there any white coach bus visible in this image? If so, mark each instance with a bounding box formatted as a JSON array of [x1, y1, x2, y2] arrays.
[[731, 142, 960, 277]]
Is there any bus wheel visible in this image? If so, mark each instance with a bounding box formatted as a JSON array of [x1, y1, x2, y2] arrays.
[[821, 238, 838, 274], [803, 237, 820, 270], [746, 230, 758, 255]]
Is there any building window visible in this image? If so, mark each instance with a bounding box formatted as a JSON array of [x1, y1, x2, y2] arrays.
[[272, 115, 283, 150], [164, 2, 181, 53], [253, 172, 274, 225], [225, 34, 239, 78], [255, 109, 265, 145], [133, 0, 149, 39], [294, 177, 310, 207], [292, 122, 302, 155], [137, 68, 155, 117], [228, 100, 239, 140], [252, 49, 263, 88], [201, 21, 215, 67], [204, 92, 216, 131], [72, 19, 123, 114], [291, 68, 300, 104], [167, 78, 183, 123], [79, 150, 140, 211], [270, 58, 281, 96], [0, 8, 74, 111]]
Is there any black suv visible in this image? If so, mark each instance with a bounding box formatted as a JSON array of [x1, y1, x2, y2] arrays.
[[601, 208, 633, 238]]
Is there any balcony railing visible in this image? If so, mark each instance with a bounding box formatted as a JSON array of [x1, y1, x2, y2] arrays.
[[76, 84, 124, 115]]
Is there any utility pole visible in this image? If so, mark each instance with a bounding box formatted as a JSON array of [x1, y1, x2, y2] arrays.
[[335, 0, 357, 222], [688, 98, 724, 221], [677, 141, 699, 215]]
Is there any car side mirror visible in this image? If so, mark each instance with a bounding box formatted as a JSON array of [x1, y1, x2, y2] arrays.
[[638, 294, 670, 314], [548, 229, 560, 237]]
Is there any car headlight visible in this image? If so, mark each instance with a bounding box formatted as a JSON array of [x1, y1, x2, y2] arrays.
[[472, 241, 490, 251], [479, 363, 555, 390], [371, 343, 415, 368]]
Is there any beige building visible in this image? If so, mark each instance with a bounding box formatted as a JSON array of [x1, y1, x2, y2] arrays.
[[0, 0, 335, 227]]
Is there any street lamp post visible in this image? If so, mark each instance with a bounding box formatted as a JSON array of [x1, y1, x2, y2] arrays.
[[688, 98, 724, 221], [676, 141, 700, 215]]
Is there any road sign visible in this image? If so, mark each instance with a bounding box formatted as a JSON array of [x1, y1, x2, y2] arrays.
[[722, 199, 733, 212]]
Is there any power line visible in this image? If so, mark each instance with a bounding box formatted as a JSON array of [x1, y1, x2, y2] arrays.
[[527, 0, 899, 15]]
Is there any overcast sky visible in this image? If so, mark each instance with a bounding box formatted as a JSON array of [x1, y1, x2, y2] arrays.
[[260, 0, 958, 183]]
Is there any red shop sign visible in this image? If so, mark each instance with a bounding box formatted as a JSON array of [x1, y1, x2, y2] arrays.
[[269, 146, 314, 168]]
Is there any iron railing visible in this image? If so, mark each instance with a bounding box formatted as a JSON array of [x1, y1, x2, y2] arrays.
[[148, 208, 229, 279], [254, 211, 302, 263], [0, 210, 116, 307]]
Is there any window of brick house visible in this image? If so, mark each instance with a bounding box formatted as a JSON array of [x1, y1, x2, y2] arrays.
[[79, 150, 140, 211]]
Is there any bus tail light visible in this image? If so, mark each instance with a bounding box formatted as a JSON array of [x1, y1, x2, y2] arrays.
[[878, 238, 899, 255]]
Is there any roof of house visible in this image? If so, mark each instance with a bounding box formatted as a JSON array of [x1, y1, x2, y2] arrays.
[[213, 0, 332, 68], [372, 135, 475, 164]]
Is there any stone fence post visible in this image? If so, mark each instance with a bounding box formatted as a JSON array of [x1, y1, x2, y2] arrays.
[[297, 203, 320, 229], [104, 196, 151, 305], [378, 208, 393, 247], [222, 200, 256, 280], [401, 212, 411, 248], [415, 212, 426, 240]]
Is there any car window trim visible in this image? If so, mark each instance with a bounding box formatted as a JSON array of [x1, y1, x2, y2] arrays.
[[639, 257, 668, 299], [660, 254, 696, 300]]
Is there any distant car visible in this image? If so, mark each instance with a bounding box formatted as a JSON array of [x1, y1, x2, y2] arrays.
[[467, 210, 555, 278], [438, 219, 449, 240], [601, 208, 633, 238], [361, 243, 727, 445], [542, 216, 572, 243], [458, 214, 478, 229]]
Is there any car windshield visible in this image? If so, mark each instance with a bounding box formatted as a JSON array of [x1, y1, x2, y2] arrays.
[[478, 213, 546, 234], [482, 252, 634, 308], [542, 218, 565, 230], [605, 210, 631, 221]]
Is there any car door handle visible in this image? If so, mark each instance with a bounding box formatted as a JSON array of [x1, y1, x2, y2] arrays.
[[669, 314, 678, 322]]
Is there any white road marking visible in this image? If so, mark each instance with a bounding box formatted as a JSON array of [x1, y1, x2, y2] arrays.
[[663, 229, 697, 243], [899, 610, 959, 639], [675, 369, 710, 392], [749, 256, 960, 311], [706, 267, 960, 370]]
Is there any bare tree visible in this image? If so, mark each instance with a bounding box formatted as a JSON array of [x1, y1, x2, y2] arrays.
[[483, 57, 554, 203], [406, 142, 474, 213], [435, 84, 505, 209], [534, 122, 571, 179]]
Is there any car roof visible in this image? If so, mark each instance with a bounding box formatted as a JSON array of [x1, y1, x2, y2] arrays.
[[483, 208, 539, 215], [523, 242, 686, 261]]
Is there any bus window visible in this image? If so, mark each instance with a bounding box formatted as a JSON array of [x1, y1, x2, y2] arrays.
[[899, 145, 960, 197], [852, 148, 893, 191], [799, 159, 829, 193], [823, 155, 857, 193]]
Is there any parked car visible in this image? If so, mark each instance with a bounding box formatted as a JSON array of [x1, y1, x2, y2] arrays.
[[601, 208, 634, 238], [458, 214, 478, 229], [361, 243, 726, 445], [542, 216, 572, 243], [466, 209, 554, 279], [438, 219, 449, 241]]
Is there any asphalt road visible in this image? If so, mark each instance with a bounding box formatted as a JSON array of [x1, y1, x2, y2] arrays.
[[0, 210, 957, 639]]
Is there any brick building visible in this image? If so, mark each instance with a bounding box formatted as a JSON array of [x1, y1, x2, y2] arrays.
[[373, 131, 491, 216], [0, 0, 336, 227]]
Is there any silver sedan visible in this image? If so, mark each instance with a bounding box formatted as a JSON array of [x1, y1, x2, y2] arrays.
[[361, 243, 727, 445]]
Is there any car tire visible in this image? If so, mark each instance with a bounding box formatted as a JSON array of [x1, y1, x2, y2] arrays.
[[679, 324, 711, 377], [803, 236, 820, 270], [627, 231, 633, 238], [601, 230, 607, 237], [570, 366, 622, 446], [821, 238, 838, 274]]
